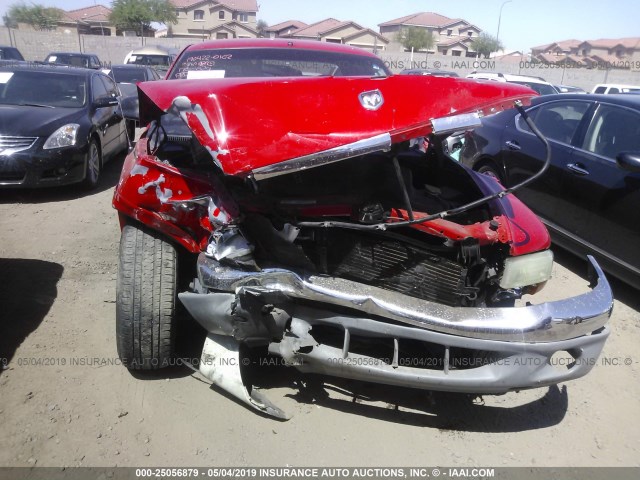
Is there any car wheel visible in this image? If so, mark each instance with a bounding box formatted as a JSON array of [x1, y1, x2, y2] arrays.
[[116, 224, 177, 370], [83, 140, 101, 189], [477, 163, 503, 184]]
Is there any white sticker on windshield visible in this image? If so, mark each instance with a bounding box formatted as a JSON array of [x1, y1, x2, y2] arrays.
[[129, 55, 137, 62], [48, 56, 57, 62], [0, 72, 14, 83], [187, 70, 226, 79]]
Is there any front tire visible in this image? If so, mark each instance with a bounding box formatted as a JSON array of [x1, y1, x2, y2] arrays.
[[116, 224, 178, 370], [82, 140, 101, 189]]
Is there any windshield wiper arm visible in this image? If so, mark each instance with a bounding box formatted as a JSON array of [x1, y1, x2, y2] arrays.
[[18, 102, 55, 108]]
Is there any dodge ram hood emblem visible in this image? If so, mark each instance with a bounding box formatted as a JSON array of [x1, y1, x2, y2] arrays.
[[359, 90, 384, 111]]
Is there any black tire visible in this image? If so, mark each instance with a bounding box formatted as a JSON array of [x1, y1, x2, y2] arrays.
[[82, 140, 101, 189], [477, 163, 503, 184], [116, 224, 177, 370]]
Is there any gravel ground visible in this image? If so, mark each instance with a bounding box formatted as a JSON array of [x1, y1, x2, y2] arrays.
[[0, 153, 639, 468]]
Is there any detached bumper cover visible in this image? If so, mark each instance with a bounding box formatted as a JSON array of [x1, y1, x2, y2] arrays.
[[180, 254, 612, 404]]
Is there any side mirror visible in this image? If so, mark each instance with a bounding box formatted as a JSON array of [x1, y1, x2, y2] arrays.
[[616, 152, 640, 173], [94, 96, 119, 108]]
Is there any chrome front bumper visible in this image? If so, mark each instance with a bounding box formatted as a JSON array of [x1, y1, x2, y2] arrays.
[[187, 253, 612, 343], [179, 254, 613, 418]]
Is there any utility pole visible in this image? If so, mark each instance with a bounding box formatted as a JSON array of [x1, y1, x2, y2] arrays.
[[496, 0, 513, 46]]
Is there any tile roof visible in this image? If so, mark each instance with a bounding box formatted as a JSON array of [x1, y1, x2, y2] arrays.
[[265, 20, 308, 32], [437, 37, 472, 47], [342, 28, 389, 44], [62, 5, 111, 23], [534, 37, 640, 52], [531, 39, 580, 51], [582, 37, 640, 49], [590, 52, 627, 64], [288, 18, 353, 37], [379, 12, 456, 28], [171, 0, 258, 12]]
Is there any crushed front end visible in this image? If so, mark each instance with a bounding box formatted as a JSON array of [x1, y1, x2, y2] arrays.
[[113, 74, 613, 419]]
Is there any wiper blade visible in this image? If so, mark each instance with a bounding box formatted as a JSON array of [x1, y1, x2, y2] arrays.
[[18, 103, 55, 108]]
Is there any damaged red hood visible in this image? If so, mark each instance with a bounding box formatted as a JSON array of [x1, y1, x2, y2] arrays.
[[138, 75, 535, 176]]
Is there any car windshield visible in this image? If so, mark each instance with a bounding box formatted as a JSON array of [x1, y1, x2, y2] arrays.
[[168, 47, 390, 79], [0, 48, 23, 60], [510, 81, 557, 95], [0, 70, 86, 107], [128, 55, 171, 67], [111, 68, 149, 83], [46, 54, 90, 68]]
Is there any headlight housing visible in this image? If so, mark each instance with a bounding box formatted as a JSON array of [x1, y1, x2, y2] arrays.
[[43, 124, 80, 150], [500, 250, 554, 289]]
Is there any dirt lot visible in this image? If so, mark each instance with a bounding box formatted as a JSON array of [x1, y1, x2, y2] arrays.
[[1, 153, 639, 468]]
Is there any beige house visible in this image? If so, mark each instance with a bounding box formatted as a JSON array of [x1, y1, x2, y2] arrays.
[[170, 0, 258, 39], [379, 12, 482, 56], [275, 18, 388, 52], [532, 37, 640, 67]]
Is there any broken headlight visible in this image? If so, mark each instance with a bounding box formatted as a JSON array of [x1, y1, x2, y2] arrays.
[[499, 250, 554, 290]]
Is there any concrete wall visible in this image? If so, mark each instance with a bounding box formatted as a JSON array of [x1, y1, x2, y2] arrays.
[[379, 52, 640, 92], [2, 27, 639, 92], [0, 27, 195, 65]]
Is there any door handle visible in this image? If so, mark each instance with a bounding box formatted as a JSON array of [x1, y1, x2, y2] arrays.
[[505, 140, 521, 151], [566, 163, 589, 175]]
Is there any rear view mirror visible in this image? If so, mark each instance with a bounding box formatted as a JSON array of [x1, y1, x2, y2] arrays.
[[616, 152, 640, 172]]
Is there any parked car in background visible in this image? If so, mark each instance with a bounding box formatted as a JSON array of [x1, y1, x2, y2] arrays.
[[123, 46, 174, 76], [0, 64, 128, 188], [44, 52, 102, 70], [466, 72, 559, 95], [112, 39, 612, 419], [399, 68, 459, 77], [0, 46, 26, 67], [460, 93, 640, 288], [555, 84, 585, 94], [0, 46, 24, 61], [103, 64, 162, 141], [592, 83, 640, 94], [103, 64, 161, 84]]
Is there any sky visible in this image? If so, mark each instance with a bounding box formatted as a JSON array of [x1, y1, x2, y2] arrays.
[[1, 0, 638, 52]]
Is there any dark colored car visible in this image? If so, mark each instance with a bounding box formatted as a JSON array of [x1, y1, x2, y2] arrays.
[[460, 93, 640, 288], [44, 52, 102, 69], [0, 46, 25, 67], [111, 40, 612, 419], [0, 64, 128, 188], [399, 68, 459, 77], [103, 64, 162, 140], [555, 84, 586, 94], [104, 64, 161, 84], [0, 46, 24, 61]]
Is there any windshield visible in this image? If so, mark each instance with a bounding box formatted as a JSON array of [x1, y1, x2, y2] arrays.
[[46, 54, 90, 68], [127, 55, 171, 67], [111, 68, 150, 83], [0, 70, 86, 107], [168, 48, 390, 79], [510, 81, 558, 96]]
